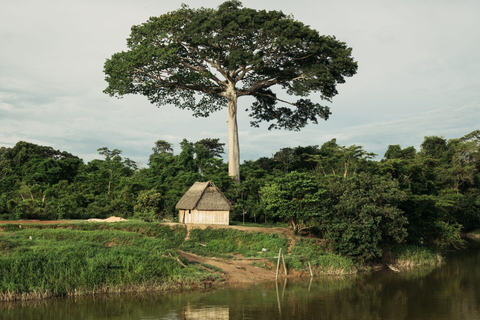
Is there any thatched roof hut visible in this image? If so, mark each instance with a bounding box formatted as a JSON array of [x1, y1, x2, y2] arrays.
[[176, 181, 232, 225]]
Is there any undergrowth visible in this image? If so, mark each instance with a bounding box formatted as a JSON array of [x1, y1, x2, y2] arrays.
[[390, 245, 442, 267], [183, 228, 289, 258], [289, 238, 357, 275], [0, 223, 213, 301]]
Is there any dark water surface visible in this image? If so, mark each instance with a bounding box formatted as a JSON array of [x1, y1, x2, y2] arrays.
[[3, 242, 480, 320]]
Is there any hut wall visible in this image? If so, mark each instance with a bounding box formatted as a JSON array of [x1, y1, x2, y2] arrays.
[[180, 209, 229, 225], [179, 210, 186, 224]]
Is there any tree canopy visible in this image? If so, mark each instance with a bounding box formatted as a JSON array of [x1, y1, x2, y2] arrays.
[[103, 0, 357, 182]]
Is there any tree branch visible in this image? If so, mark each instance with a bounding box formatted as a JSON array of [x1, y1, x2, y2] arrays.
[[240, 78, 278, 96], [255, 91, 296, 106], [179, 42, 232, 83], [133, 68, 220, 95]]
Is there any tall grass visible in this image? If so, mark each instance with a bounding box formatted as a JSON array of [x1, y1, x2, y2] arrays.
[[183, 227, 289, 258], [1, 221, 187, 246], [289, 238, 357, 275], [0, 223, 213, 301], [390, 245, 442, 268]]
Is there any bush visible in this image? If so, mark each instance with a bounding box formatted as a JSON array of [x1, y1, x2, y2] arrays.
[[134, 189, 164, 222], [320, 173, 408, 262]]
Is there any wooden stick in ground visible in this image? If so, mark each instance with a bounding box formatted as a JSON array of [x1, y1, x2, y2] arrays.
[[276, 248, 282, 281], [169, 253, 187, 268], [308, 261, 313, 277], [282, 253, 287, 275]]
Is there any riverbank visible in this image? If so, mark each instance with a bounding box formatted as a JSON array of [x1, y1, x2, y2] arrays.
[[0, 220, 442, 301]]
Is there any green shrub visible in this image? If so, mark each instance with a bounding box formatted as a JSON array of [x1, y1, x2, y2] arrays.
[[134, 189, 164, 222], [183, 228, 288, 258]]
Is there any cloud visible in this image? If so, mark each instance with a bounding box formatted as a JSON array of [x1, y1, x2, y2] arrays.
[[1, 0, 479, 167]]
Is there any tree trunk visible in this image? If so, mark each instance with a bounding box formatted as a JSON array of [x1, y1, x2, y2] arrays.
[[226, 88, 240, 184]]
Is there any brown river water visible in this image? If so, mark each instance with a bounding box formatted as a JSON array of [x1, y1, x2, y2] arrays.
[[2, 240, 480, 320]]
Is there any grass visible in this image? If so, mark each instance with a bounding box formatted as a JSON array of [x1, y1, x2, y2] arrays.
[[229, 221, 289, 228], [182, 227, 289, 259], [288, 238, 357, 275], [390, 245, 443, 268], [0, 221, 187, 245], [0, 221, 442, 301], [183, 228, 356, 275], [0, 223, 214, 301], [189, 261, 225, 273]]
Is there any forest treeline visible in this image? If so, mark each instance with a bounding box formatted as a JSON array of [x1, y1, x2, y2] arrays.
[[1, 130, 479, 262]]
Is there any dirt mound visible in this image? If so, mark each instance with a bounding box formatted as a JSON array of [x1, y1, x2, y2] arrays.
[[87, 216, 127, 223]]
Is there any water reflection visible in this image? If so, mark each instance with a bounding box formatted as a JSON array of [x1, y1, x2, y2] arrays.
[[3, 242, 480, 320], [180, 304, 229, 320]]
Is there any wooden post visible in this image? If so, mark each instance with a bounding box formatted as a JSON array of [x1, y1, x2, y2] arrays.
[[276, 248, 282, 281], [282, 253, 287, 275], [282, 278, 287, 299], [308, 261, 313, 277], [275, 279, 281, 314]]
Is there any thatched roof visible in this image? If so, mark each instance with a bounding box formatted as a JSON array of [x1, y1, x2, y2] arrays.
[[175, 181, 232, 211]]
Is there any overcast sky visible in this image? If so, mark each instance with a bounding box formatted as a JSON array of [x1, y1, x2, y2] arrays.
[[1, 0, 479, 166]]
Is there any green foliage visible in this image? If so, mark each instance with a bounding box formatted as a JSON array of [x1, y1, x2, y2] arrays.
[[0, 224, 209, 299], [384, 144, 416, 160], [320, 173, 408, 262], [289, 238, 356, 274], [2, 129, 480, 263], [313, 139, 376, 177], [183, 228, 288, 258], [149, 140, 174, 165], [261, 171, 326, 233], [103, 1, 357, 128], [421, 136, 448, 159], [431, 221, 466, 250], [134, 189, 164, 221], [103, 1, 357, 181], [1, 222, 187, 247], [391, 245, 441, 267]]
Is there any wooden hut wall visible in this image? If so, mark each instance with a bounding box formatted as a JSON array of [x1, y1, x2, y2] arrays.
[[180, 209, 229, 225]]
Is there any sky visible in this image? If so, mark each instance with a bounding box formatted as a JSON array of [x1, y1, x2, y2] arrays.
[[1, 0, 479, 166]]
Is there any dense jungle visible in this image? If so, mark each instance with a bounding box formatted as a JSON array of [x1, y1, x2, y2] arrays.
[[1, 130, 479, 263]]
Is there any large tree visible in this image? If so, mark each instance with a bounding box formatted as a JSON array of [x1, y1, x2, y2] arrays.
[[103, 1, 357, 183]]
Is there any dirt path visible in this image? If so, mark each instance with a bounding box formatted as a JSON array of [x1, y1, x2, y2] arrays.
[[176, 224, 302, 285], [178, 250, 281, 285]]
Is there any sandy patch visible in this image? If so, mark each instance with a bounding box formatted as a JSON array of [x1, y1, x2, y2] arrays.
[[87, 216, 127, 223]]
